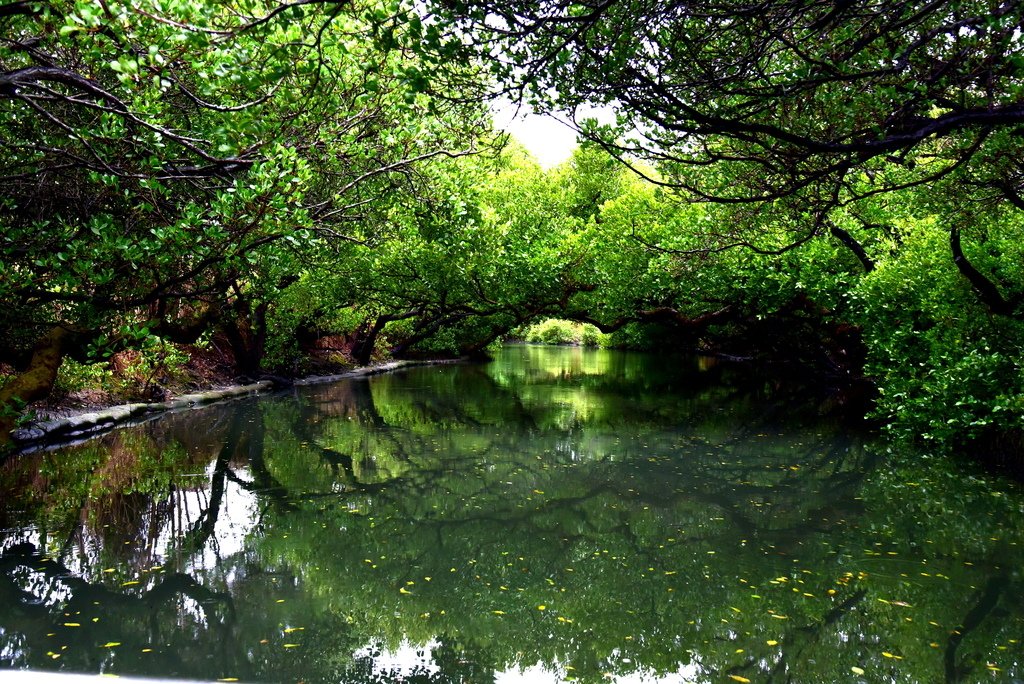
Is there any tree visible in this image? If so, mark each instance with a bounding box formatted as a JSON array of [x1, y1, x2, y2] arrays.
[[430, 0, 1024, 314], [0, 0, 489, 441]]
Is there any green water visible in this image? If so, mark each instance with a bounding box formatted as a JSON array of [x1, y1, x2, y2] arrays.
[[1, 345, 1022, 683]]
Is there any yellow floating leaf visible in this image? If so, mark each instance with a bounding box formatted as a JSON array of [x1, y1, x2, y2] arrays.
[[766, 640, 778, 646], [770, 614, 788, 620], [537, 605, 546, 611], [492, 610, 506, 615], [141, 648, 153, 653], [217, 679, 239, 682], [728, 676, 751, 683], [63, 623, 81, 628], [121, 581, 139, 587], [283, 627, 304, 634], [851, 666, 865, 675], [399, 587, 412, 595], [275, 599, 285, 603], [283, 643, 300, 648], [100, 642, 121, 648]]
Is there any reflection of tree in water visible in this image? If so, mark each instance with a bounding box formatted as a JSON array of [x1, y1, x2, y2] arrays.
[[1, 349, 1023, 682]]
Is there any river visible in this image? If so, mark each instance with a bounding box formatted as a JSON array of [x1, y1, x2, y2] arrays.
[[1, 345, 1022, 683]]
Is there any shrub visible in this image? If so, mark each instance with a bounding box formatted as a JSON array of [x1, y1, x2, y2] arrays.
[[523, 319, 607, 347]]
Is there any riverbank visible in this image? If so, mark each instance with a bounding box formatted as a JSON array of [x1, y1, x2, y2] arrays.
[[6, 359, 461, 455]]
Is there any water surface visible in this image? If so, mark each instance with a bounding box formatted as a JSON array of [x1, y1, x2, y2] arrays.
[[1, 345, 1022, 683]]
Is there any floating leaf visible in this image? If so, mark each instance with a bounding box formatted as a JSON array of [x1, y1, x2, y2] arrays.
[[728, 676, 751, 683], [492, 610, 506, 615], [766, 640, 778, 646], [63, 623, 81, 628], [851, 666, 865, 675], [537, 605, 546, 610], [283, 643, 300, 648], [100, 642, 121, 648]]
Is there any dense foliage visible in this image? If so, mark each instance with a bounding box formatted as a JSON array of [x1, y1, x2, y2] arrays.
[[2, 0, 1023, 460]]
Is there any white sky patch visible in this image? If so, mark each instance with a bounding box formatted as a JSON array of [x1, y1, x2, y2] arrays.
[[491, 100, 617, 169]]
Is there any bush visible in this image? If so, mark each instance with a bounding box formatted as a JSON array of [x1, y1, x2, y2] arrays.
[[579, 323, 603, 347], [524, 319, 607, 347], [538, 319, 576, 344]]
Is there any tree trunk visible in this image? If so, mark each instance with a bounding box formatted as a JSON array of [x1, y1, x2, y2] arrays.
[[950, 227, 1019, 317], [0, 326, 71, 447], [353, 310, 420, 365]]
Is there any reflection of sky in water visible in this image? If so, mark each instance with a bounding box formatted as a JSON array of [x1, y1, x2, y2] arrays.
[[359, 641, 702, 684], [183, 465, 257, 573], [0, 467, 257, 579]]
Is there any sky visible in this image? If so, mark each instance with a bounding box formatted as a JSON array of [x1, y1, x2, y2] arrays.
[[491, 104, 579, 168], [490, 101, 616, 169]]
